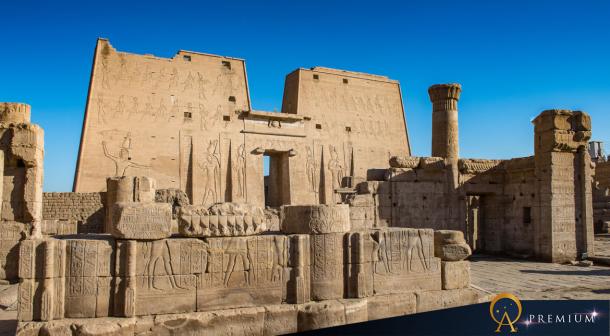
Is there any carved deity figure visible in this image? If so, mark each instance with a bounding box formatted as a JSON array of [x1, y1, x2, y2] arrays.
[[200, 140, 221, 204], [306, 147, 318, 193], [233, 144, 246, 198], [197, 72, 209, 100], [328, 145, 344, 195], [168, 67, 179, 89], [372, 232, 392, 274], [223, 238, 252, 286], [113, 95, 126, 118], [96, 95, 108, 124], [404, 230, 429, 272], [182, 71, 195, 92], [142, 241, 185, 290], [100, 57, 111, 89], [102, 133, 150, 176]]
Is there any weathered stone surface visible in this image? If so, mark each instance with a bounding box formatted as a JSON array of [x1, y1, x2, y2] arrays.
[[367, 292, 417, 321], [441, 261, 470, 290], [110, 202, 172, 239], [415, 288, 481, 313], [281, 204, 350, 234], [434, 230, 472, 261], [309, 233, 344, 300], [389, 156, 420, 169], [263, 304, 297, 336], [155, 188, 190, 218], [42, 192, 106, 234], [297, 300, 346, 332], [1, 222, 29, 280], [178, 203, 267, 237]]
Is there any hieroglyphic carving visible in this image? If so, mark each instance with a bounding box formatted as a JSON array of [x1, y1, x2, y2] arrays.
[[64, 238, 114, 318], [309, 233, 343, 300], [1, 222, 28, 279], [369, 228, 440, 294], [102, 133, 150, 176], [111, 202, 172, 239], [371, 229, 432, 275], [200, 140, 221, 204]]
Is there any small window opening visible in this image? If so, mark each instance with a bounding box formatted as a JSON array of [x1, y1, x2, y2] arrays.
[[183, 55, 191, 62], [343, 78, 348, 84], [228, 96, 236, 103], [313, 74, 319, 80], [222, 61, 232, 70], [315, 124, 322, 129], [223, 115, 231, 121], [345, 126, 351, 132], [523, 207, 532, 225], [184, 112, 192, 119]]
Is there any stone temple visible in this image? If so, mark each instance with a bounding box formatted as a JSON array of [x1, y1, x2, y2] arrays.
[[0, 38, 598, 334]]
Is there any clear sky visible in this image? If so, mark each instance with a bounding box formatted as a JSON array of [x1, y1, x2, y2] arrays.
[[2, 0, 609, 191]]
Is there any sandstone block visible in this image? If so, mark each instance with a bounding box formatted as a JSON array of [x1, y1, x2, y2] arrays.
[[281, 205, 350, 234], [434, 230, 472, 261], [297, 300, 346, 332], [0, 103, 31, 123], [367, 292, 417, 321], [441, 261, 470, 290], [110, 202, 172, 239], [309, 233, 344, 300], [435, 243, 472, 261], [415, 288, 481, 313], [263, 304, 297, 336], [148, 307, 265, 336], [341, 299, 368, 324]]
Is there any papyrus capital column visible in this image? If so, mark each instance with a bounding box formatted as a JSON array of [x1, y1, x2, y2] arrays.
[[428, 83, 461, 160]]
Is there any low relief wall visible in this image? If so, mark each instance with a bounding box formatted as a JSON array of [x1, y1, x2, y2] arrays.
[[17, 199, 478, 334]]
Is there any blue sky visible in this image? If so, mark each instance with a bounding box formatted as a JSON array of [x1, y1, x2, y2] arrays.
[[2, 0, 609, 191]]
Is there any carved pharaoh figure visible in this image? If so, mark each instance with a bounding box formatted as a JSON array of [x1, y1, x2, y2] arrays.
[[200, 140, 221, 204], [102, 133, 150, 176]]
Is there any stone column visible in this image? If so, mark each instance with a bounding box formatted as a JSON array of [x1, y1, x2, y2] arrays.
[[428, 84, 461, 160], [533, 109, 593, 262]]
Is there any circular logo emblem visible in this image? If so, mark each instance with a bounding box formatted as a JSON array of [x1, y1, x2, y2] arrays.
[[490, 293, 522, 333]]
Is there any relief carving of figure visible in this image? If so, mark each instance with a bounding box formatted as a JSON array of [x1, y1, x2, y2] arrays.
[[142, 240, 186, 290], [233, 144, 246, 198], [223, 238, 252, 286], [306, 146, 318, 193], [102, 133, 150, 176], [197, 72, 209, 101], [100, 57, 111, 89], [112, 95, 126, 119], [372, 232, 392, 274], [405, 230, 430, 271], [168, 67, 179, 90], [96, 95, 108, 124], [199, 140, 221, 204], [182, 71, 194, 92], [328, 145, 344, 192]]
